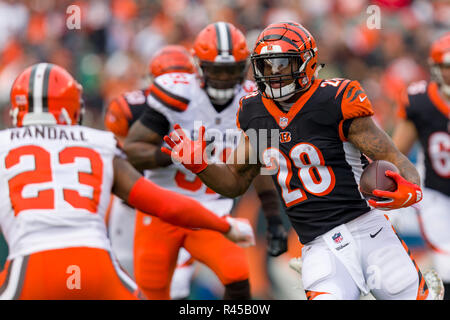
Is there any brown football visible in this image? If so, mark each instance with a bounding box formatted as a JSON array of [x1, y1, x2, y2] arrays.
[[359, 160, 399, 200]]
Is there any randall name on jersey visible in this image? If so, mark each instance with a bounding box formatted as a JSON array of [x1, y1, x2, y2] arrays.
[[9, 125, 88, 142]]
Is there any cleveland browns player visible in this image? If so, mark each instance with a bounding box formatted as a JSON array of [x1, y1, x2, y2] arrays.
[[0, 62, 254, 299], [124, 22, 287, 300], [104, 45, 199, 299], [392, 32, 450, 299], [162, 21, 443, 300]]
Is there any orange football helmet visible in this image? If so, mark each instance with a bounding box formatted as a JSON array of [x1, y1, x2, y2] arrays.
[[429, 32, 450, 95], [10, 63, 83, 127], [149, 45, 195, 78], [193, 21, 249, 104], [251, 22, 318, 101]]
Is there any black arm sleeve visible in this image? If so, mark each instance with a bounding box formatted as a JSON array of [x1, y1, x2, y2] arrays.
[[139, 107, 171, 137]]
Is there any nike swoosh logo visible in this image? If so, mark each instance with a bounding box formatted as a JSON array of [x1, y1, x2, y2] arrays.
[[370, 227, 383, 238], [359, 95, 367, 102], [401, 193, 413, 207]]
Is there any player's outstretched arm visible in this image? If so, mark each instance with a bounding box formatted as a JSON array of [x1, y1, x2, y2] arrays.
[[162, 125, 261, 198], [348, 116, 422, 210], [123, 119, 172, 171], [111, 156, 255, 246]]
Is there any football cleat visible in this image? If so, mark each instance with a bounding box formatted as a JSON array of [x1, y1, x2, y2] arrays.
[[288, 257, 303, 275], [424, 269, 444, 300]]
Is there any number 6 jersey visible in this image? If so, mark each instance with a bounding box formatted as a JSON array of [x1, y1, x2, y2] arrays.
[[0, 125, 121, 259], [237, 78, 375, 244]]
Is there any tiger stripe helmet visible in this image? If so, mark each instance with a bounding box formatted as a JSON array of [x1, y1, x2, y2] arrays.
[[193, 21, 249, 104], [149, 45, 195, 79], [10, 63, 83, 127], [429, 32, 450, 95], [251, 22, 318, 101]]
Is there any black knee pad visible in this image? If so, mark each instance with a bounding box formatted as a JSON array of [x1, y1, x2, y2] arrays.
[[223, 279, 251, 300]]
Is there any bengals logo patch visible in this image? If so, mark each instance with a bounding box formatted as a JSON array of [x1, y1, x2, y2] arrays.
[[280, 131, 291, 143]]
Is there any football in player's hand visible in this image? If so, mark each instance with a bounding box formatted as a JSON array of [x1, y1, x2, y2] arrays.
[[359, 160, 399, 201]]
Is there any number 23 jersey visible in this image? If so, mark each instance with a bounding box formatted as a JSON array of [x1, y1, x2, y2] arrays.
[[237, 78, 375, 244], [0, 125, 120, 259]]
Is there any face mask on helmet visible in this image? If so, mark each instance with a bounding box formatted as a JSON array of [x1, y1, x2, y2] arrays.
[[198, 60, 248, 104], [252, 49, 315, 101], [430, 63, 450, 96]]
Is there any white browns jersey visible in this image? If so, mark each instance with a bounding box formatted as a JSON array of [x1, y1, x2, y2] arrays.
[[145, 72, 256, 216], [0, 125, 121, 259]]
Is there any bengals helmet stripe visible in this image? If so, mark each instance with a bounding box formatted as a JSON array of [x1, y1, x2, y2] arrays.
[[260, 34, 300, 50], [251, 22, 319, 101], [286, 21, 313, 48]]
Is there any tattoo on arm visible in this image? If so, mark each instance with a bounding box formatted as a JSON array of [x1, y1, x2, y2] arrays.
[[348, 116, 420, 185]]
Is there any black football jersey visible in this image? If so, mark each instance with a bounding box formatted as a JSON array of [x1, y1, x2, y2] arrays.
[[237, 78, 375, 244], [398, 81, 449, 196]]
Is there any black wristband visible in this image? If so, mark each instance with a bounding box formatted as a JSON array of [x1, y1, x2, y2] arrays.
[[266, 215, 283, 226], [257, 190, 281, 220]]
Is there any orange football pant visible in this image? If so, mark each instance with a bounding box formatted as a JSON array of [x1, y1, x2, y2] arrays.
[[0, 247, 142, 300], [134, 211, 250, 299]]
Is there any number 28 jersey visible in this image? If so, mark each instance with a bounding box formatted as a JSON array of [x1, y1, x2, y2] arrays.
[[237, 78, 374, 244], [0, 125, 120, 259]]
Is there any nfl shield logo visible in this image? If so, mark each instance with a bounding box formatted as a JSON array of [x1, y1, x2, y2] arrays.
[[332, 233, 343, 244], [279, 117, 288, 128]]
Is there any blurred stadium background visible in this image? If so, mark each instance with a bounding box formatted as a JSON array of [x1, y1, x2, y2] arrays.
[[0, 0, 448, 299]]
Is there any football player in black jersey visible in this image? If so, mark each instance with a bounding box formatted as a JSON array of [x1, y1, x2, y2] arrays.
[[161, 22, 445, 300], [392, 32, 450, 299]]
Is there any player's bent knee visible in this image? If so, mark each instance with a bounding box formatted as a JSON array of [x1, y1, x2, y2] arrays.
[[367, 245, 418, 296], [135, 258, 172, 290], [301, 250, 335, 291], [216, 248, 249, 285]]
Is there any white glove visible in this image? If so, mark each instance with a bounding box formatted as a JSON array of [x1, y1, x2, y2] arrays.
[[224, 216, 255, 247]]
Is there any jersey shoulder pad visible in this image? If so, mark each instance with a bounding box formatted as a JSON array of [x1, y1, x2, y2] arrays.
[[338, 79, 374, 120], [397, 80, 428, 119], [236, 90, 262, 131], [241, 80, 258, 94], [104, 95, 133, 137], [148, 73, 195, 113], [406, 80, 428, 96], [82, 126, 124, 157]]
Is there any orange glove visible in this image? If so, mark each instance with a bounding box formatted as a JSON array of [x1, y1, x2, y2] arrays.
[[161, 124, 208, 174], [368, 170, 423, 210]]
